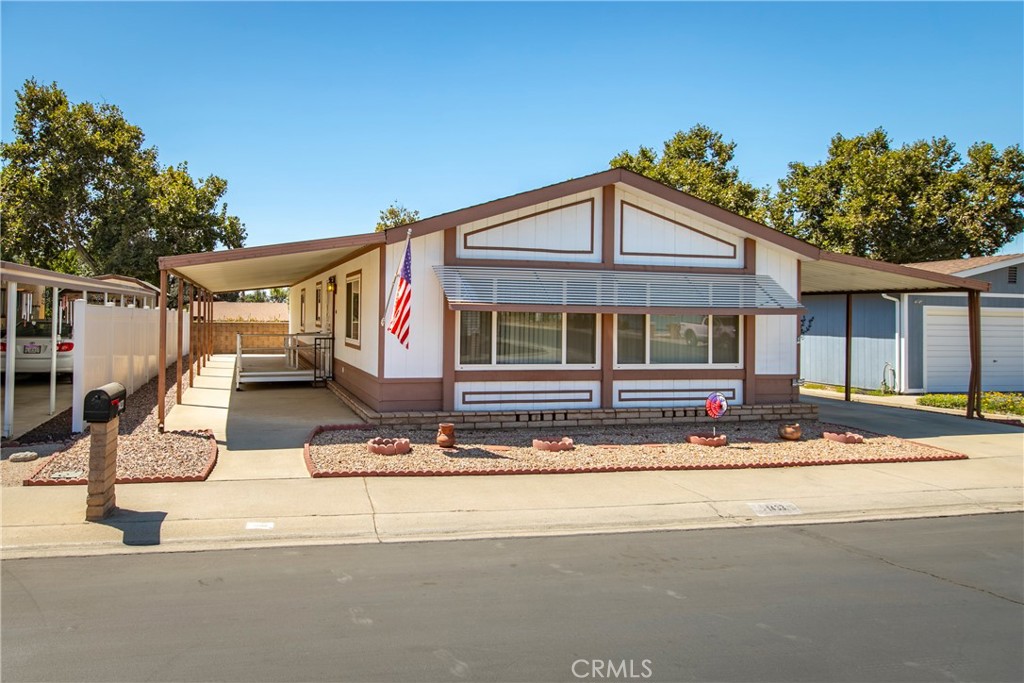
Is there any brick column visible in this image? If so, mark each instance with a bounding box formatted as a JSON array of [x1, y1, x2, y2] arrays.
[[86, 417, 118, 521]]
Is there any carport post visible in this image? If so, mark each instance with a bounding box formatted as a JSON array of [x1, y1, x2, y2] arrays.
[[158, 269, 167, 432], [966, 290, 983, 419], [3, 281, 17, 439], [176, 277, 183, 405], [49, 286, 59, 415], [189, 283, 195, 387], [844, 293, 853, 401]]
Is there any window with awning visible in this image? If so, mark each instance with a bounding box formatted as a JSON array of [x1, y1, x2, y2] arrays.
[[433, 266, 802, 315]]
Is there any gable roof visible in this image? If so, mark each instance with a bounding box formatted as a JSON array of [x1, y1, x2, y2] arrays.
[[907, 253, 1024, 277], [382, 168, 823, 259], [160, 169, 990, 296]]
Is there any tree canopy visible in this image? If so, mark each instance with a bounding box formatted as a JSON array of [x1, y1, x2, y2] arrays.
[[769, 129, 1024, 263], [375, 201, 420, 232], [610, 124, 769, 222], [614, 124, 1023, 263], [1, 79, 246, 283]]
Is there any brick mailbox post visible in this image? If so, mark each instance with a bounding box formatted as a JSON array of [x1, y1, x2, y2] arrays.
[[83, 382, 126, 521]]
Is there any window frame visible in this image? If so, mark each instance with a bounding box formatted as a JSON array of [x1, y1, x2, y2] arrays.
[[455, 311, 601, 370], [612, 313, 743, 369], [344, 271, 361, 348], [299, 288, 306, 331]]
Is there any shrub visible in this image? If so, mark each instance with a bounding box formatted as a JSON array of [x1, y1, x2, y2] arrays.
[[917, 392, 1024, 416]]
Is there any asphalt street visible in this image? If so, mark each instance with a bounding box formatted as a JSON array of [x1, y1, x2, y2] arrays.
[[3, 514, 1022, 683]]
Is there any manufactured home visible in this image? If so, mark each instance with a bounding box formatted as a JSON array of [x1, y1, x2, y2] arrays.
[[159, 169, 993, 425]]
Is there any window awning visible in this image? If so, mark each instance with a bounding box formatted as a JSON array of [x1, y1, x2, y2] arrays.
[[433, 266, 803, 315]]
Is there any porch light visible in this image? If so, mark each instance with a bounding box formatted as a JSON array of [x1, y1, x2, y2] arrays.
[[326, 276, 336, 293]]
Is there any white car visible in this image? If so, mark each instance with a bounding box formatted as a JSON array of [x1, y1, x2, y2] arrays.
[[0, 321, 74, 374]]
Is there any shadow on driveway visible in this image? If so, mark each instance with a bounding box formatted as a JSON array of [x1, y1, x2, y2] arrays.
[[805, 394, 1024, 440]]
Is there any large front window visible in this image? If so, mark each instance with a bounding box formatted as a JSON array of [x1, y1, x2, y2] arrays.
[[459, 312, 597, 367], [616, 314, 740, 366]]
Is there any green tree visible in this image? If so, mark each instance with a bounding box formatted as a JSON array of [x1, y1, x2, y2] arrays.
[[610, 124, 769, 221], [268, 287, 289, 303], [769, 128, 1024, 262], [1, 79, 246, 282], [375, 201, 420, 232]]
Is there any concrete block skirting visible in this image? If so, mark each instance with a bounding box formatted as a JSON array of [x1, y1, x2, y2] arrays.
[[327, 380, 818, 429]]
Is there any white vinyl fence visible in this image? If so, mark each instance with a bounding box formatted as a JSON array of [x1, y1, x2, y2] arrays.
[[71, 300, 189, 432]]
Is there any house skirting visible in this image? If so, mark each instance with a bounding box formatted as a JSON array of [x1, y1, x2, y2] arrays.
[[327, 380, 817, 428]]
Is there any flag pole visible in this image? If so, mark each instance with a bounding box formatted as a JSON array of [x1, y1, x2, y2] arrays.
[[381, 228, 413, 327]]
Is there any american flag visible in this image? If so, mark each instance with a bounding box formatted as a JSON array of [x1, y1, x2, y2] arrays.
[[388, 240, 412, 348]]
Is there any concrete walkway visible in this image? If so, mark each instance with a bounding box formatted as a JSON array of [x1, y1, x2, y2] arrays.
[[801, 386, 1022, 422], [164, 355, 362, 480], [2, 361, 1021, 559]]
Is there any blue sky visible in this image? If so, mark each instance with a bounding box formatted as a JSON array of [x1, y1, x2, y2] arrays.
[[3, 1, 1023, 252]]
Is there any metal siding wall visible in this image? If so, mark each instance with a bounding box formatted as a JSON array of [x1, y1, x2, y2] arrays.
[[457, 190, 602, 263], [754, 244, 798, 375], [384, 232, 444, 378], [800, 294, 896, 390], [973, 266, 1024, 295]]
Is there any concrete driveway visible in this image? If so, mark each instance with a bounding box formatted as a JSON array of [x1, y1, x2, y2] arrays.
[[805, 393, 1024, 459], [0, 373, 73, 440]]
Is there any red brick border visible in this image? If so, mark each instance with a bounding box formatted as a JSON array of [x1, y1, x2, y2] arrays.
[[304, 425, 968, 479], [23, 430, 219, 486]]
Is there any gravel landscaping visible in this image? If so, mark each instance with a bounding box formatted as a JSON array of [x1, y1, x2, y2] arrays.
[[19, 363, 216, 486], [307, 421, 966, 477]]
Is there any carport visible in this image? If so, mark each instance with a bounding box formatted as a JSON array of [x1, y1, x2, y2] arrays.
[[800, 252, 991, 418], [1, 262, 159, 439], [156, 233, 384, 430]]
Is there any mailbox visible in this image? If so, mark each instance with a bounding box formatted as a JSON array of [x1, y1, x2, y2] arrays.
[[83, 382, 127, 423]]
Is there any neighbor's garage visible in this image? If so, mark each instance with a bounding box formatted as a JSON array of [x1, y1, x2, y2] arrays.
[[924, 307, 1024, 393]]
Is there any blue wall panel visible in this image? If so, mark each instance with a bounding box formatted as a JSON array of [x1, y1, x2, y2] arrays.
[[800, 294, 897, 390]]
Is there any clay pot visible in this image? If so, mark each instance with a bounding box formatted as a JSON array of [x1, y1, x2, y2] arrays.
[[823, 431, 865, 444], [436, 423, 456, 448], [686, 432, 728, 447], [778, 423, 802, 441], [366, 437, 411, 456], [533, 437, 574, 452]]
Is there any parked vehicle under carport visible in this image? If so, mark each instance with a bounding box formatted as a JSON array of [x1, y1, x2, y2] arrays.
[[0, 320, 74, 376]]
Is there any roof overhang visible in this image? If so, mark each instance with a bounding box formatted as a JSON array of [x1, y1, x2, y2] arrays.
[[801, 252, 991, 294], [158, 233, 384, 292], [0, 261, 160, 298], [433, 265, 803, 315]]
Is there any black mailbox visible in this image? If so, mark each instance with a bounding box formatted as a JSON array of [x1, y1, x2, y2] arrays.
[[84, 382, 127, 423]]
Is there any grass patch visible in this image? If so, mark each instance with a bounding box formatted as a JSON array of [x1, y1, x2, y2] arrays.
[[802, 383, 894, 397], [917, 392, 1024, 416]]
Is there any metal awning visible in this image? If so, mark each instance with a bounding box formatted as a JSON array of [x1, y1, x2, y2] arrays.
[[433, 266, 803, 315], [158, 233, 385, 293]]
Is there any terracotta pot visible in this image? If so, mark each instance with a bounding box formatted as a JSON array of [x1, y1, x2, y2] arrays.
[[436, 423, 456, 448], [686, 432, 728, 447], [823, 431, 865, 444], [366, 437, 411, 456], [533, 437, 574, 452], [778, 423, 802, 441]]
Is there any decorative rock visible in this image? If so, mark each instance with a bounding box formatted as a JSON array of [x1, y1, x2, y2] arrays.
[[9, 451, 39, 463], [778, 423, 802, 441], [367, 437, 411, 456], [686, 432, 729, 447], [823, 431, 865, 444], [533, 437, 574, 452]]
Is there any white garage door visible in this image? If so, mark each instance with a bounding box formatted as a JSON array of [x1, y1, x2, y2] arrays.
[[924, 307, 1024, 393]]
